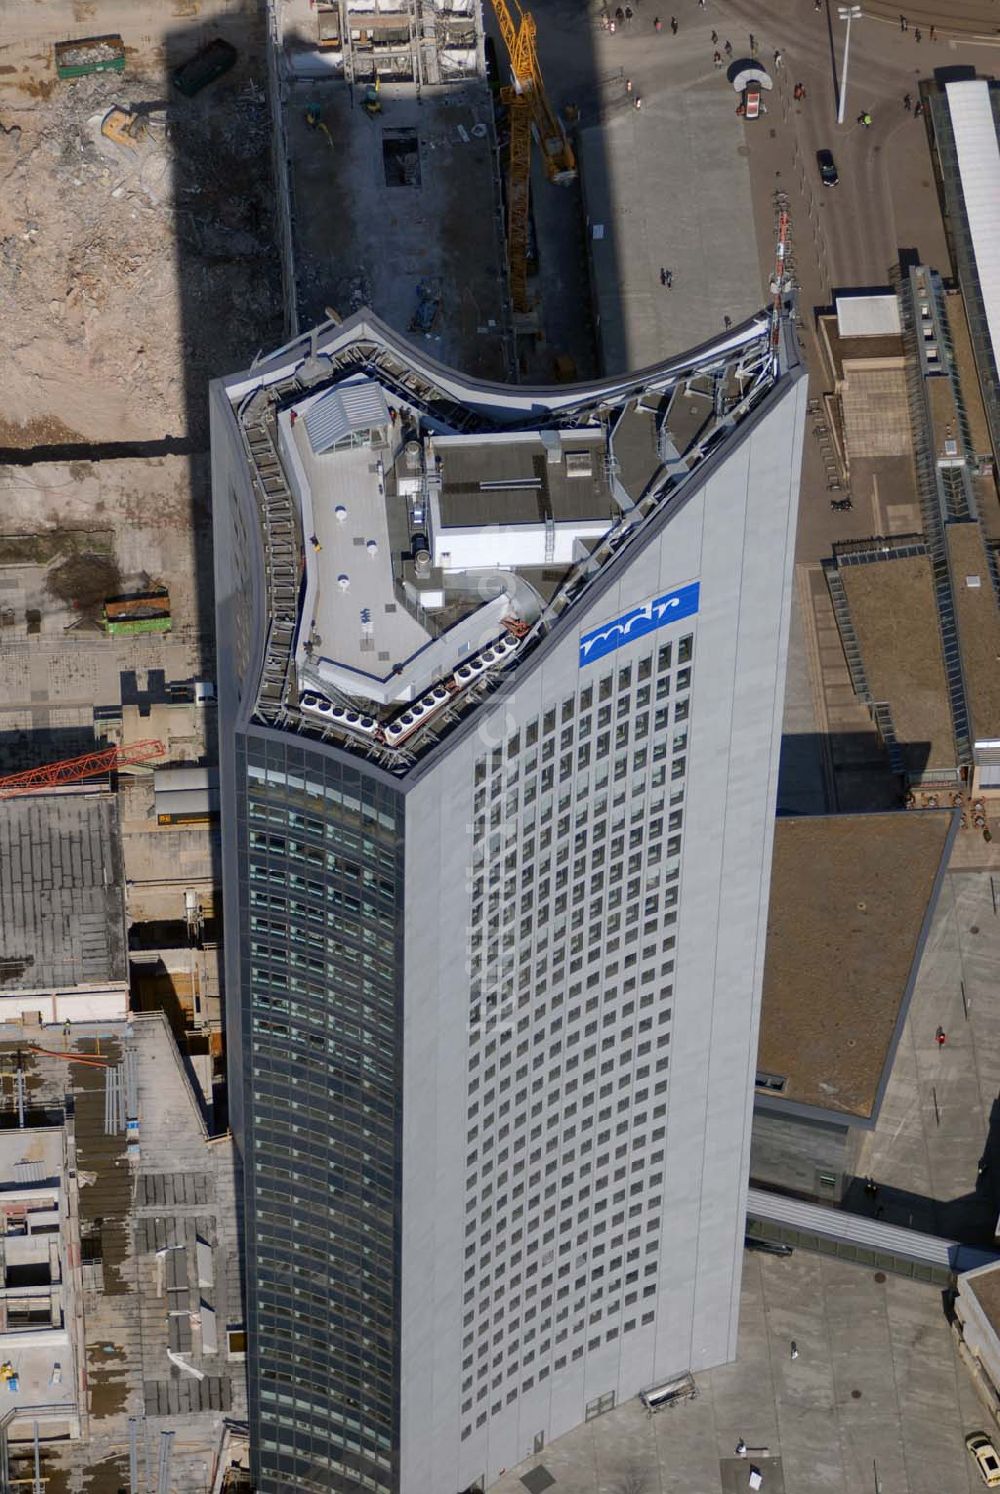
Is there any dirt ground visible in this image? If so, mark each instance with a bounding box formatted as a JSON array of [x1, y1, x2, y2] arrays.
[[0, 455, 214, 772], [0, 0, 282, 447]]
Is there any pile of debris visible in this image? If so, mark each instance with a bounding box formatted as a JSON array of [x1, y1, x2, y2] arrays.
[[0, 50, 281, 446]]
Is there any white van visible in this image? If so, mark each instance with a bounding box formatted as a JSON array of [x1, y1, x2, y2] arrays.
[[639, 1373, 697, 1413]]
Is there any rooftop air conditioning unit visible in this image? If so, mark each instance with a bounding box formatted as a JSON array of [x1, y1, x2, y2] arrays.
[[565, 451, 594, 478]]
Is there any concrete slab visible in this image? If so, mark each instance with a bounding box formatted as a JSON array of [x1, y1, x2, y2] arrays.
[[493, 1248, 981, 1494], [850, 868, 1000, 1246], [576, 48, 761, 372]]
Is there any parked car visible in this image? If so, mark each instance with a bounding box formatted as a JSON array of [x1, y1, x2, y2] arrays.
[[172, 37, 238, 97], [968, 1433, 1000, 1487], [740, 83, 763, 119], [817, 148, 839, 186]]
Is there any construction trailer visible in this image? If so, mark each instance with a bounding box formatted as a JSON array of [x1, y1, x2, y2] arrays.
[[102, 591, 171, 636]]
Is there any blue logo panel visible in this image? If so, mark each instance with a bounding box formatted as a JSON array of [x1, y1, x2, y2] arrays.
[[579, 581, 700, 667]]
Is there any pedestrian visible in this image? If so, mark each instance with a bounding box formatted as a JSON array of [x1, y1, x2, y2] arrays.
[[670, 15, 678, 34], [634, 93, 642, 107], [654, 15, 661, 31], [773, 48, 783, 67], [714, 50, 723, 67], [936, 1025, 947, 1047], [665, 269, 673, 287], [929, 23, 936, 40], [914, 99, 924, 117], [750, 34, 758, 56], [903, 92, 912, 110], [914, 26, 922, 41], [723, 314, 732, 330], [625, 75, 633, 93], [659, 267, 667, 286], [899, 13, 907, 31], [615, 7, 625, 24], [624, 4, 633, 23], [711, 29, 718, 43], [790, 1341, 798, 1360], [724, 39, 732, 57]]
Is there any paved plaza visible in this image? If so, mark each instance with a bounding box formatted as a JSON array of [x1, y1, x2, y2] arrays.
[[495, 1246, 984, 1494]]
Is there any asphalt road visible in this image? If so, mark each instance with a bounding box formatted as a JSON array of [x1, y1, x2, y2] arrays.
[[700, 0, 999, 570]]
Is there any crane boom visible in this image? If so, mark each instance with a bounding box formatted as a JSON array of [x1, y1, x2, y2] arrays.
[[502, 88, 534, 316], [0, 739, 166, 799], [490, 0, 575, 320], [491, 0, 575, 181]]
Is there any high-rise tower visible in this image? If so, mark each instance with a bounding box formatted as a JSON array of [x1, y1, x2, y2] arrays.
[[211, 311, 805, 1492]]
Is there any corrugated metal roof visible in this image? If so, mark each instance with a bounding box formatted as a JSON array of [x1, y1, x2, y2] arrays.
[[747, 1186, 998, 1272], [945, 80, 1000, 389], [304, 379, 389, 455]]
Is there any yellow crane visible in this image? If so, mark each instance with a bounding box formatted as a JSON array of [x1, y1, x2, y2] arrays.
[[491, 0, 576, 321]]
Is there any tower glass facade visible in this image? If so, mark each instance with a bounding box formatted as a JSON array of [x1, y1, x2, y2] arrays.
[[237, 733, 404, 1491]]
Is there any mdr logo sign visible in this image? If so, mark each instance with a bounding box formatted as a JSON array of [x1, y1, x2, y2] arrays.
[[578, 581, 700, 667]]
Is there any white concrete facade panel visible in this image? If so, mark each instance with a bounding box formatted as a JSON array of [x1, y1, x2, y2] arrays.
[[400, 379, 804, 1491]]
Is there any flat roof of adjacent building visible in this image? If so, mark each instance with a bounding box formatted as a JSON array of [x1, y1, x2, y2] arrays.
[[0, 1015, 247, 1489], [759, 810, 954, 1120], [0, 793, 126, 994], [815, 312, 904, 383], [947, 523, 1000, 744], [837, 548, 956, 774], [962, 1259, 1000, 1341]]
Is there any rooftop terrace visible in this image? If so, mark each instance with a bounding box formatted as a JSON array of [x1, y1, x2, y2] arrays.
[[221, 306, 792, 768]]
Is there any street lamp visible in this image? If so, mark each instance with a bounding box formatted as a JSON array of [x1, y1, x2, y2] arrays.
[[837, 5, 862, 127]]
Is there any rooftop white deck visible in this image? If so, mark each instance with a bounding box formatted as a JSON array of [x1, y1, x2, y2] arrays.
[[283, 409, 432, 692]]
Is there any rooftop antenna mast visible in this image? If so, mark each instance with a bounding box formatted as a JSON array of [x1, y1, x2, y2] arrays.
[[769, 198, 793, 374]]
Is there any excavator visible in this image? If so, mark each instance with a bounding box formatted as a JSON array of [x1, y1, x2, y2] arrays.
[[490, 0, 576, 325]]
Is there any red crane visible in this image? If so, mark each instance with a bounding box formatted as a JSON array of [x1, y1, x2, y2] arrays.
[[0, 739, 166, 799]]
